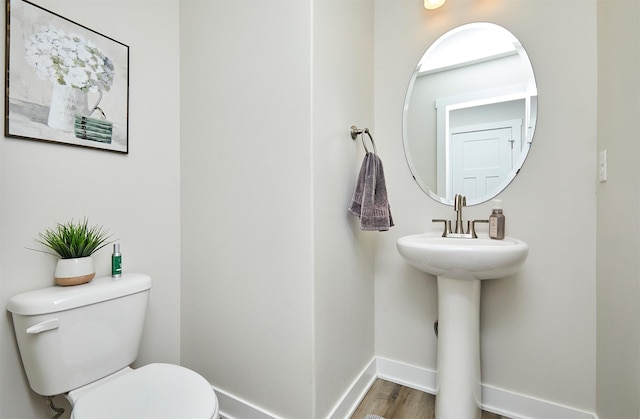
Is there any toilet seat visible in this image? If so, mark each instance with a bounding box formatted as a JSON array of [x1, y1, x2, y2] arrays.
[[70, 363, 219, 419]]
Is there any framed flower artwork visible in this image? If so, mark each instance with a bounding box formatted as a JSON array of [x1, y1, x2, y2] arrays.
[[4, 0, 129, 153]]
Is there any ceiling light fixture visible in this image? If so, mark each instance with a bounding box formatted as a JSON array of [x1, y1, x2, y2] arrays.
[[424, 0, 446, 10]]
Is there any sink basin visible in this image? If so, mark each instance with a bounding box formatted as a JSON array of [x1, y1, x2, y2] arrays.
[[396, 232, 528, 280], [397, 232, 528, 418]]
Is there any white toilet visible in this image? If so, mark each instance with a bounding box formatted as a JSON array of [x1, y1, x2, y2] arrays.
[[7, 273, 219, 419]]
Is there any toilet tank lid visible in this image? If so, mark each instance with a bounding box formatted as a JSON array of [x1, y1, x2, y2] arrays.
[[6, 273, 152, 316]]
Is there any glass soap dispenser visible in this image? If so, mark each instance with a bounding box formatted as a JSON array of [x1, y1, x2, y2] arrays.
[[489, 199, 505, 240]]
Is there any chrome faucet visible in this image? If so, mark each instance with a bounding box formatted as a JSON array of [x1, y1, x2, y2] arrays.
[[432, 194, 488, 238], [453, 194, 466, 234]]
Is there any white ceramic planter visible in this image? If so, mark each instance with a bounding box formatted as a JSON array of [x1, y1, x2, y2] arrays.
[[54, 256, 95, 286]]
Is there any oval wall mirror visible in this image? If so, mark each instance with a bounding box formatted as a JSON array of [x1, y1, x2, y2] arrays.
[[402, 22, 537, 206]]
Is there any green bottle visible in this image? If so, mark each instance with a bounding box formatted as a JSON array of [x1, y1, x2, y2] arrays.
[[112, 243, 122, 278]]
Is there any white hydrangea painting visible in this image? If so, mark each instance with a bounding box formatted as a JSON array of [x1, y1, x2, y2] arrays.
[[24, 25, 115, 93], [5, 0, 129, 153]]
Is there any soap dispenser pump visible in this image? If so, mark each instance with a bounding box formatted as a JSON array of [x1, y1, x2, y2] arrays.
[[489, 199, 505, 240]]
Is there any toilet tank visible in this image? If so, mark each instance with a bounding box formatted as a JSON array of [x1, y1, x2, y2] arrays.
[[6, 273, 152, 396]]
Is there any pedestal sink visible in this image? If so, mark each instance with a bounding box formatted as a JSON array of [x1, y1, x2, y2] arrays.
[[396, 232, 528, 419]]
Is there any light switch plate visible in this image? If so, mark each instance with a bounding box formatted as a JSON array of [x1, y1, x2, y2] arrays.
[[599, 149, 607, 183]]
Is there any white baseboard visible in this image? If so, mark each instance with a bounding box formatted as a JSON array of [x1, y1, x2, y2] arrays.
[[213, 384, 278, 419], [214, 359, 378, 419], [481, 383, 595, 419], [375, 356, 436, 395], [373, 357, 597, 419], [213, 356, 597, 419], [328, 357, 378, 418]]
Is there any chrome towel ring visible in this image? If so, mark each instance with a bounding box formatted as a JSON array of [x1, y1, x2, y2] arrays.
[[350, 125, 377, 155]]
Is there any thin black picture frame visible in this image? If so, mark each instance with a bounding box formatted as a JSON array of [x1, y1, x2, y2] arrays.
[[5, 0, 129, 153]]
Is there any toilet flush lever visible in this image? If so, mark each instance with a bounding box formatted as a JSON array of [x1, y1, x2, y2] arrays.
[[27, 318, 59, 334]]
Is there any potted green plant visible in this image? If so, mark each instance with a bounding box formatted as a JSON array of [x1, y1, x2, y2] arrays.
[[35, 218, 114, 286]]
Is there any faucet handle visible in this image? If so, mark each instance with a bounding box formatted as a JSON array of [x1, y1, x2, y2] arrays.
[[432, 219, 451, 237], [470, 219, 489, 238]]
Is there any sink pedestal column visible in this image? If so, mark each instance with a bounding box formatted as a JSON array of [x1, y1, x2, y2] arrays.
[[435, 276, 481, 419]]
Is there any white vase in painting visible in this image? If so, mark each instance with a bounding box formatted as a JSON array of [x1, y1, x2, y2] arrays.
[[47, 83, 89, 132]]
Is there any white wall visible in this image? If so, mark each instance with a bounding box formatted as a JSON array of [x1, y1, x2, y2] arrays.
[[312, 0, 375, 417], [596, 1, 640, 417], [374, 0, 597, 413], [0, 0, 181, 416], [179, 1, 375, 417], [180, 2, 315, 417]]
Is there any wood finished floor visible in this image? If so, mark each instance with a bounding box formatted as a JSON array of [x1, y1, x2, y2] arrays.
[[351, 379, 508, 419]]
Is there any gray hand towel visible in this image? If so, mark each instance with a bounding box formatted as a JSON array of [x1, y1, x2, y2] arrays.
[[349, 152, 394, 231]]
